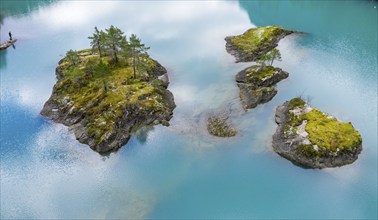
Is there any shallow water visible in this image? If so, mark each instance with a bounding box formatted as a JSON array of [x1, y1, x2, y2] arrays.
[[1, 1, 377, 219]]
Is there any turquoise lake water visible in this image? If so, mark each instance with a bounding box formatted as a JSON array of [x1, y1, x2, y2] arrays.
[[1, 1, 377, 219]]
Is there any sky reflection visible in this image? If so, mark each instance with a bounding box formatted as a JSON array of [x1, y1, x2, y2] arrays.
[[1, 1, 377, 219]]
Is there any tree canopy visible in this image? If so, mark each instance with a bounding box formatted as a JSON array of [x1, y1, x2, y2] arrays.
[[128, 34, 150, 79], [88, 25, 129, 64], [86, 26, 151, 79], [88, 27, 106, 58], [65, 49, 80, 67], [104, 25, 127, 63], [257, 48, 282, 66]]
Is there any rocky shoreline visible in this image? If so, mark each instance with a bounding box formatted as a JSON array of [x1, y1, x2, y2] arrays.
[[272, 98, 362, 168], [41, 52, 175, 153]]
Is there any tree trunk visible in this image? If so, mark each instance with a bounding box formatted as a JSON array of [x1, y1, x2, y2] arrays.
[[270, 52, 276, 66], [133, 49, 136, 79], [133, 57, 136, 79], [97, 39, 102, 57], [98, 45, 102, 57], [113, 45, 118, 63]]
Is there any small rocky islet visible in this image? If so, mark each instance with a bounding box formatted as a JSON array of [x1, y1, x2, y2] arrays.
[[224, 25, 362, 168], [225, 25, 295, 110], [273, 98, 362, 168], [235, 65, 288, 110], [41, 26, 175, 153]]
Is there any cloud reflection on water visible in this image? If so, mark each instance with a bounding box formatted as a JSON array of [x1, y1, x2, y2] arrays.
[[1, 1, 254, 218]]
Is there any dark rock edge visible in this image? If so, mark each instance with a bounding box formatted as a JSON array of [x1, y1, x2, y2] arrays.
[[272, 101, 362, 168]]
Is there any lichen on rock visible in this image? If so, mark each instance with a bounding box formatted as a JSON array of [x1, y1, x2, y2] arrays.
[[273, 98, 362, 168], [41, 49, 175, 153], [236, 65, 288, 110]]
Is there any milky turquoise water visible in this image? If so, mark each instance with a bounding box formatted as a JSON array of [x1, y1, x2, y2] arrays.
[[1, 1, 377, 219]]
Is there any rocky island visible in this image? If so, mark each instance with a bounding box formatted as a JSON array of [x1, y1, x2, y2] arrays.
[[41, 26, 175, 153], [225, 26, 295, 63], [273, 98, 362, 168], [235, 65, 288, 110], [225, 25, 297, 110]]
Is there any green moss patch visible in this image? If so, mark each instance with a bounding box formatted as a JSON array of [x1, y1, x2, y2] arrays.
[[303, 109, 362, 152], [245, 65, 275, 82], [229, 26, 286, 55], [288, 97, 306, 110], [286, 98, 362, 156]]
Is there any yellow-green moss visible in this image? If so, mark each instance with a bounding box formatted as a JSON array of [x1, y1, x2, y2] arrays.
[[286, 98, 362, 155], [55, 49, 169, 143], [288, 97, 306, 110], [229, 26, 286, 55], [245, 65, 276, 82], [303, 109, 362, 152]]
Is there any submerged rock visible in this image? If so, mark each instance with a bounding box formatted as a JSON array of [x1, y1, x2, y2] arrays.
[[41, 49, 175, 153], [236, 65, 288, 110], [207, 116, 237, 137], [225, 26, 296, 63], [272, 98, 362, 168]]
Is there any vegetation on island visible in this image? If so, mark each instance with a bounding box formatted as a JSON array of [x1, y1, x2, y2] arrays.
[[41, 25, 175, 152], [285, 98, 362, 158], [243, 65, 281, 84], [229, 26, 285, 54], [225, 25, 293, 62], [235, 65, 288, 110], [273, 97, 362, 168], [226, 25, 291, 111], [257, 48, 282, 67]]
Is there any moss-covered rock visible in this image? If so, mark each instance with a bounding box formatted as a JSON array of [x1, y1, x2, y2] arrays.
[[207, 116, 237, 137], [41, 49, 175, 153], [236, 65, 288, 110], [225, 26, 296, 62], [273, 98, 362, 168]]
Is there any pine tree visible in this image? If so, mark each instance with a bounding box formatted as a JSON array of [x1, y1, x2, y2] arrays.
[[257, 48, 282, 66], [104, 25, 127, 64], [269, 48, 282, 66], [128, 34, 150, 79], [88, 27, 106, 57], [66, 49, 80, 66]]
